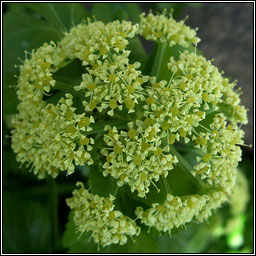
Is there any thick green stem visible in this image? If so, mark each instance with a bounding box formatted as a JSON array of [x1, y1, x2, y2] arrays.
[[150, 42, 167, 80], [48, 178, 58, 253], [169, 145, 208, 191]]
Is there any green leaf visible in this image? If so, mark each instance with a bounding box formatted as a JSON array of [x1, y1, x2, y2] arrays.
[[3, 193, 51, 253], [53, 59, 83, 85], [24, 3, 88, 31], [62, 211, 81, 249], [91, 3, 116, 23], [3, 3, 87, 73], [127, 227, 159, 253], [91, 3, 142, 23], [88, 164, 117, 197], [3, 72, 19, 115], [127, 36, 147, 68], [158, 222, 211, 253], [3, 12, 59, 73], [122, 3, 142, 23]]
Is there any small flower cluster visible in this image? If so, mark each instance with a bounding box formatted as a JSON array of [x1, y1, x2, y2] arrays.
[[192, 113, 245, 191], [12, 93, 95, 178], [66, 182, 140, 247], [221, 78, 248, 124], [11, 41, 96, 177], [139, 10, 200, 47], [142, 50, 225, 145], [135, 190, 227, 233], [60, 20, 147, 115], [101, 122, 178, 197]]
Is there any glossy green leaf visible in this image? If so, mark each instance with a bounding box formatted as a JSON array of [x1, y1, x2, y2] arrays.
[[3, 193, 51, 253]]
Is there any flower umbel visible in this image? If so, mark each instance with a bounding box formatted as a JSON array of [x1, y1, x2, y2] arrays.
[[66, 182, 140, 247], [11, 9, 248, 249]]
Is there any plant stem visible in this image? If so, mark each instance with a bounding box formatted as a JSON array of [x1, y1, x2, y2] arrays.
[[150, 42, 167, 80], [169, 145, 207, 191], [83, 120, 128, 136], [175, 146, 203, 156], [111, 184, 120, 198], [161, 176, 172, 195], [55, 81, 84, 99], [48, 177, 58, 253]]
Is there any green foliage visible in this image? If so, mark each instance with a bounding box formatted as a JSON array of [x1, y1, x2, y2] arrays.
[[3, 193, 51, 253], [3, 73, 19, 115], [91, 3, 142, 23], [158, 222, 211, 253], [88, 165, 117, 197]]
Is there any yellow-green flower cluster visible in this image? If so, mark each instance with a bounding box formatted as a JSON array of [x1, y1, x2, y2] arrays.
[[192, 113, 244, 191], [142, 50, 226, 144], [221, 78, 248, 124], [59, 20, 147, 115], [66, 182, 140, 247], [101, 122, 178, 197], [11, 9, 249, 248], [12, 92, 95, 178], [11, 42, 95, 178], [139, 10, 200, 47], [135, 190, 227, 233]]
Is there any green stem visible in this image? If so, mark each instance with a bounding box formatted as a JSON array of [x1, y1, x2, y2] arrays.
[[54, 81, 84, 99], [150, 42, 167, 80], [84, 120, 128, 136], [161, 176, 172, 195], [111, 184, 120, 198], [48, 178, 58, 253], [169, 145, 207, 191], [175, 146, 203, 156]]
